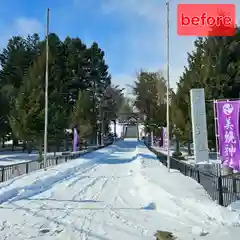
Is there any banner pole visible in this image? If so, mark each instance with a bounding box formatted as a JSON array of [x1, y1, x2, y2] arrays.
[[213, 99, 220, 175]]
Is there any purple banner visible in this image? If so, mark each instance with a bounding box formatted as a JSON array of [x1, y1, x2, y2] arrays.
[[73, 128, 78, 152], [215, 101, 240, 171], [162, 127, 167, 150]]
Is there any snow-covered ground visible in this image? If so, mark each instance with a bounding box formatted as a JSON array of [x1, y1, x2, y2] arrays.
[[152, 145, 222, 175], [0, 139, 240, 239], [153, 145, 219, 164], [0, 146, 97, 166], [0, 152, 64, 166]]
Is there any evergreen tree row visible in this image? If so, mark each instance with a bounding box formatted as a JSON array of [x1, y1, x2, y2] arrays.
[[0, 33, 125, 153], [132, 28, 240, 150]]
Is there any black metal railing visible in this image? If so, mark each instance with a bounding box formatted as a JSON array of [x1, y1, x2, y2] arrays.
[[0, 140, 114, 183], [146, 143, 240, 207]]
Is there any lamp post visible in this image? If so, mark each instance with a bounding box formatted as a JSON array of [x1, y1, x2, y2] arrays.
[[101, 118, 104, 146], [43, 8, 50, 168], [166, 0, 170, 172]]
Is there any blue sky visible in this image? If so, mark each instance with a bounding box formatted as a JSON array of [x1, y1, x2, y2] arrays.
[[0, 0, 239, 93]]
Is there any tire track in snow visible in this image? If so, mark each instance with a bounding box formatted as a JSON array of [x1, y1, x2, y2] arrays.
[[95, 168, 119, 238], [106, 167, 149, 237], [27, 149, 117, 234], [109, 208, 148, 236], [75, 166, 126, 239], [78, 177, 109, 240], [0, 162, 100, 204], [44, 164, 100, 200], [116, 194, 131, 208], [0, 144, 118, 205], [7, 145, 147, 238], [72, 175, 104, 201], [64, 164, 99, 188], [107, 187, 149, 236], [88, 173, 120, 238], [84, 165, 149, 239], [5, 169, 110, 238]]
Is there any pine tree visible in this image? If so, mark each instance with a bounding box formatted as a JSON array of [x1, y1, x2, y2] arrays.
[[70, 90, 93, 139], [9, 52, 45, 155]]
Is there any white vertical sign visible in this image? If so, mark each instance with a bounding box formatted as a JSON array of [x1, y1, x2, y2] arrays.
[[190, 89, 209, 163], [151, 131, 154, 146], [163, 127, 168, 150]]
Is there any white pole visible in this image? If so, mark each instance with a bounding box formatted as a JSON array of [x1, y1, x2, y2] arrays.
[[44, 8, 49, 168], [151, 131, 154, 146], [166, 0, 170, 172], [101, 109, 104, 146], [101, 122, 104, 146]]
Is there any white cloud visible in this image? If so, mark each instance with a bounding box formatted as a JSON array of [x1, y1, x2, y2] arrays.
[[14, 17, 43, 37], [101, 0, 163, 23], [101, 0, 240, 90], [0, 17, 43, 49], [112, 73, 136, 91]]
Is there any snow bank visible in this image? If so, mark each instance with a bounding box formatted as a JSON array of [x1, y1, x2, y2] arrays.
[[229, 200, 240, 212], [131, 145, 240, 239]]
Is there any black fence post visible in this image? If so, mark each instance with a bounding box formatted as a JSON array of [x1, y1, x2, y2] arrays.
[[218, 176, 224, 206], [233, 177, 237, 193], [55, 157, 58, 165], [26, 162, 29, 174], [1, 168, 4, 182], [40, 162, 44, 169], [197, 170, 200, 183]]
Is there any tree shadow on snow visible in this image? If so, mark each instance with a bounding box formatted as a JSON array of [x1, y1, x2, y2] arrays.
[[5, 201, 147, 211], [95, 156, 136, 164], [26, 198, 102, 203], [137, 153, 158, 160]]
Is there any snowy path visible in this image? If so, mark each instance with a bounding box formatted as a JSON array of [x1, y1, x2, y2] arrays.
[[0, 140, 240, 239]]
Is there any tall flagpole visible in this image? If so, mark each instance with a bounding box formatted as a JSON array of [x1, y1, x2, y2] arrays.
[[44, 8, 50, 168], [166, 0, 170, 172]]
